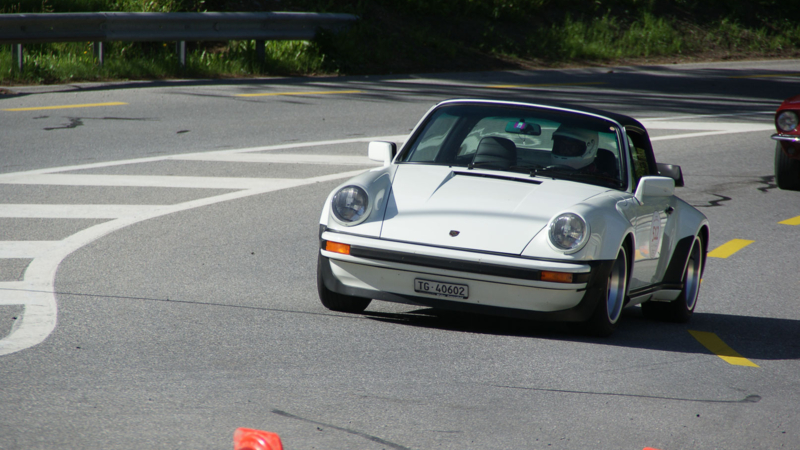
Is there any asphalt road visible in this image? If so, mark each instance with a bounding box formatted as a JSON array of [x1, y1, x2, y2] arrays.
[[1, 59, 799, 450]]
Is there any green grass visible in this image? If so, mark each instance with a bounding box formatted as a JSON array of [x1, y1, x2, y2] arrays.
[[2, 0, 800, 84]]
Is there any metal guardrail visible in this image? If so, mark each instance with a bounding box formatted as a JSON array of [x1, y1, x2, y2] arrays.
[[1, 12, 357, 70]]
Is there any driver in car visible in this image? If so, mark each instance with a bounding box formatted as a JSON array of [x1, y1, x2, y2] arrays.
[[551, 126, 618, 178]]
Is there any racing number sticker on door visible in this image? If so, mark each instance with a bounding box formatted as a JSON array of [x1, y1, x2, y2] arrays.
[[650, 210, 662, 258]]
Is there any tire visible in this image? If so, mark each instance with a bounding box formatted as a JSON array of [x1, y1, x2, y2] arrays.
[[642, 235, 704, 323], [775, 142, 800, 191], [586, 246, 628, 337], [317, 255, 372, 313]]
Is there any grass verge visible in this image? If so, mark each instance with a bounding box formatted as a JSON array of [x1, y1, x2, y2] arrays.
[[1, 0, 799, 84]]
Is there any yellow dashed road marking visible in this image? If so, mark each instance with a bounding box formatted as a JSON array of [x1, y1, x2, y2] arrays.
[[707, 239, 754, 258], [235, 90, 363, 98], [779, 215, 800, 226], [3, 102, 128, 112], [689, 330, 759, 367]]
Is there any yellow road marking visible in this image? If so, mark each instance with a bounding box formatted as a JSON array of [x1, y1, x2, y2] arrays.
[[3, 102, 128, 112], [728, 73, 800, 79], [689, 330, 759, 367], [235, 90, 363, 98], [487, 82, 606, 89], [779, 215, 800, 226], [707, 239, 754, 258]]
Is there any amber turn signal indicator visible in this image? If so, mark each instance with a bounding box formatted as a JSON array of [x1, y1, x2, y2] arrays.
[[540, 271, 573, 283], [325, 241, 351, 255]]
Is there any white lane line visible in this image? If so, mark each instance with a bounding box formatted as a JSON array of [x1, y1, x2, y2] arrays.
[[0, 284, 55, 356], [650, 131, 733, 142], [0, 241, 60, 258], [0, 204, 158, 219], [642, 111, 773, 121], [0, 174, 304, 190], [0, 134, 408, 178], [0, 167, 368, 357], [640, 120, 774, 142], [173, 153, 380, 166], [639, 121, 773, 132]]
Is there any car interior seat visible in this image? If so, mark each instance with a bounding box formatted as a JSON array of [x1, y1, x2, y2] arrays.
[[595, 149, 619, 178], [471, 136, 517, 170]]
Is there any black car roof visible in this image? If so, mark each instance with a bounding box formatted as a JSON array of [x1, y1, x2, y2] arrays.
[[440, 98, 646, 131]]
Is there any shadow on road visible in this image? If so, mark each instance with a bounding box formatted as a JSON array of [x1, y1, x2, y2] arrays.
[[362, 306, 800, 362]]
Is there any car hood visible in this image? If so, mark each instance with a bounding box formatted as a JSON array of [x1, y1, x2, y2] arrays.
[[380, 165, 608, 254]]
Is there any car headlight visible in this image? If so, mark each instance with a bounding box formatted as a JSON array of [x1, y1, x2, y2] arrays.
[[777, 111, 799, 132], [331, 185, 370, 225], [549, 213, 589, 252]]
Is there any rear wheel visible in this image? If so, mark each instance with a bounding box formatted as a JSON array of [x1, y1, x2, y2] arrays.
[[642, 235, 704, 323], [317, 256, 371, 313], [586, 246, 628, 337], [775, 142, 800, 191]]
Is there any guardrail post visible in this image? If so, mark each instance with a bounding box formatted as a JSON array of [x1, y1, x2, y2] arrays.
[[93, 41, 104, 66], [12, 44, 23, 72], [176, 40, 186, 68], [256, 40, 265, 64]]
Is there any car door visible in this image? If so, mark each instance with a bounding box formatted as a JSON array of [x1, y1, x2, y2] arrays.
[[620, 128, 674, 292]]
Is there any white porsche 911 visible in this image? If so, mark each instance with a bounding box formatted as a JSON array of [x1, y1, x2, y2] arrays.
[[317, 99, 709, 336]]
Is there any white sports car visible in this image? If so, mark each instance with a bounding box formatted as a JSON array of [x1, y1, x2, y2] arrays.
[[317, 99, 709, 336]]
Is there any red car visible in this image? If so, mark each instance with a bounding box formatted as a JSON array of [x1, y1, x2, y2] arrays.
[[773, 95, 800, 191]]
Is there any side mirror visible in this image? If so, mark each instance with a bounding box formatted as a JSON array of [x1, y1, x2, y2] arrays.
[[657, 163, 684, 187], [368, 141, 396, 167], [635, 176, 675, 203]]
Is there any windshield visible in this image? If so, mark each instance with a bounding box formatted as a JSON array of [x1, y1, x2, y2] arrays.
[[398, 103, 626, 189]]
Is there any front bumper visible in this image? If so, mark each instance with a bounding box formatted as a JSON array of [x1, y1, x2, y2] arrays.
[[318, 230, 615, 322], [773, 133, 800, 160], [772, 133, 800, 144]]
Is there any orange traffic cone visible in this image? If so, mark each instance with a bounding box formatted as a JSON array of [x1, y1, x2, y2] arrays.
[[233, 427, 283, 450]]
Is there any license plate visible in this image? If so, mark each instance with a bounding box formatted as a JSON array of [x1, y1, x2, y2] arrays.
[[414, 278, 469, 299]]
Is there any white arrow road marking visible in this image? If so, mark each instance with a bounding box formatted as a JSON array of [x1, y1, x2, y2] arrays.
[[0, 168, 367, 356], [0, 133, 391, 357]]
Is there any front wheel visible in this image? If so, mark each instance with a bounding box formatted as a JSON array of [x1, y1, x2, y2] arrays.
[[775, 142, 800, 191], [642, 235, 704, 323], [586, 246, 628, 337], [317, 256, 372, 313]]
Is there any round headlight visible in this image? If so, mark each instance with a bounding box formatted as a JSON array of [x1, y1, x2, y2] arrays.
[[549, 213, 589, 252], [331, 185, 370, 225], [777, 111, 799, 132]]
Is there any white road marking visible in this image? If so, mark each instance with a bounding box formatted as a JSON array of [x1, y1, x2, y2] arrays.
[[640, 121, 773, 131], [0, 204, 157, 219], [640, 120, 774, 141], [0, 241, 60, 258], [2, 174, 306, 190], [0, 168, 367, 357], [0, 134, 407, 178], [173, 153, 380, 166], [642, 111, 773, 121]]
